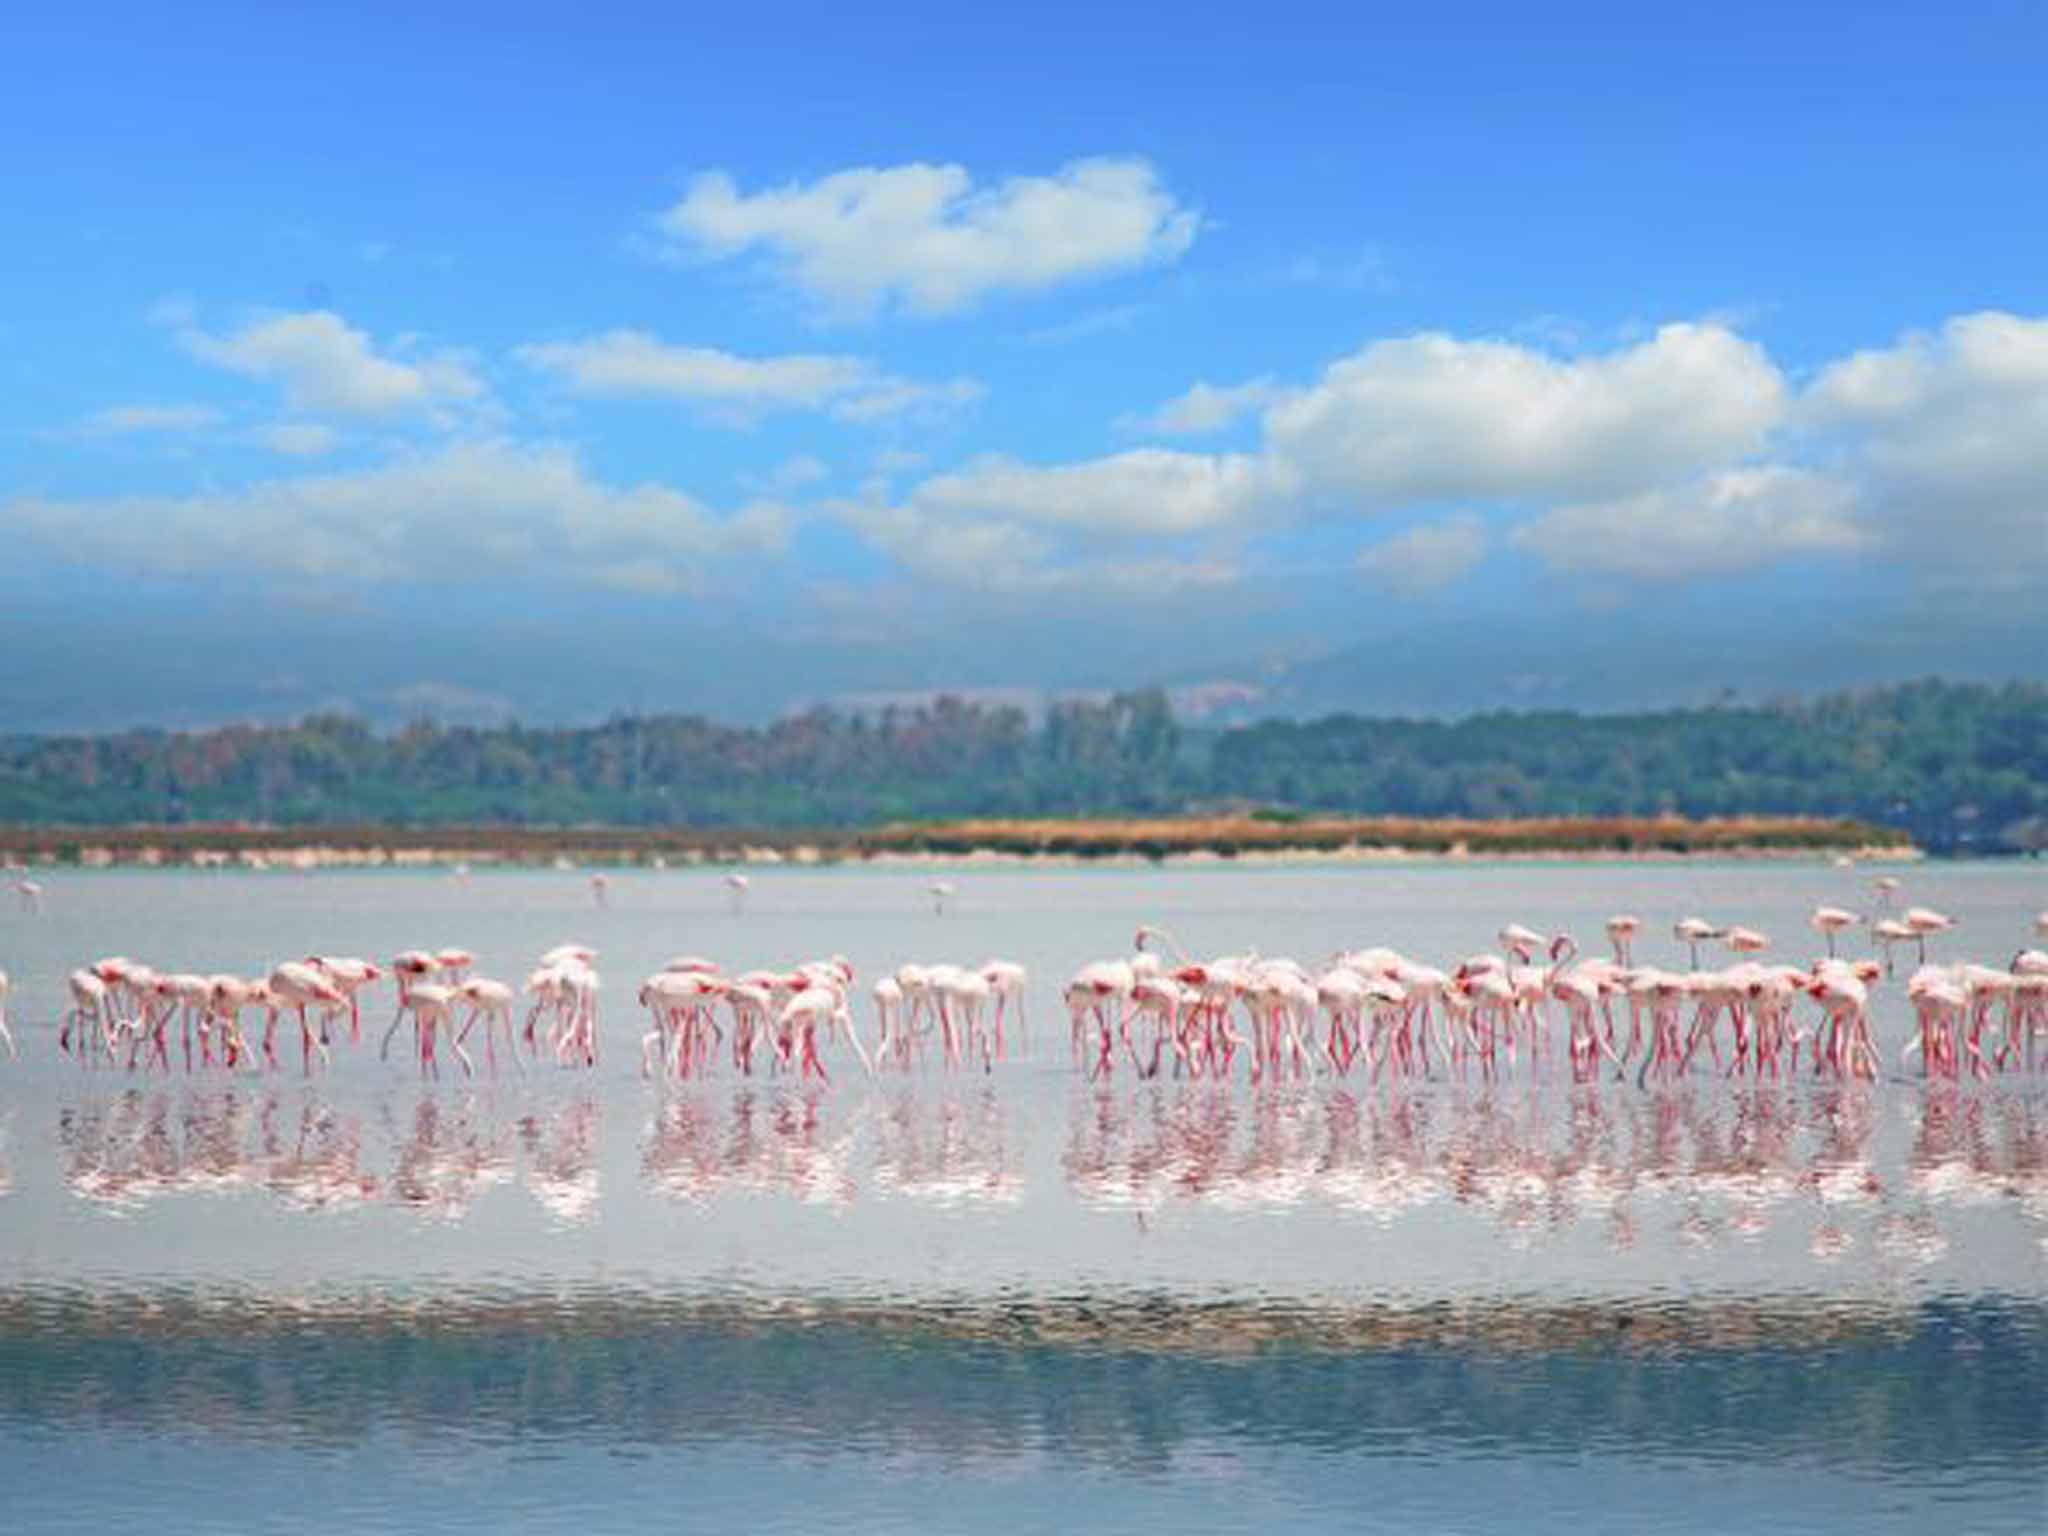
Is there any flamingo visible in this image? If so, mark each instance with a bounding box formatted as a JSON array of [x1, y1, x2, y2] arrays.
[[390, 982, 468, 1078], [938, 966, 995, 1071], [63, 969, 116, 1058], [0, 969, 15, 1059], [1902, 907, 1956, 965], [1904, 968, 1967, 1078], [267, 962, 342, 1072], [552, 961, 602, 1066], [1133, 925, 1191, 964], [1870, 918, 1915, 975], [725, 873, 749, 914], [455, 977, 521, 1073], [981, 959, 1028, 1059], [871, 974, 907, 1067], [930, 881, 956, 915], [1070, 958, 1137, 1077], [307, 956, 381, 1042], [639, 970, 720, 1077], [434, 948, 475, 983], [13, 880, 42, 914], [1809, 906, 1860, 958], [1604, 915, 1641, 966], [776, 988, 846, 1082], [1129, 972, 1194, 1077], [1673, 916, 1723, 969], [205, 975, 265, 1068]]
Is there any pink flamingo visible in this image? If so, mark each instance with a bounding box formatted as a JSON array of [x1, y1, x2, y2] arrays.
[[268, 962, 342, 1072], [391, 982, 468, 1078], [981, 959, 1028, 1059], [1809, 907, 1860, 958], [455, 977, 521, 1074], [62, 969, 115, 1058], [307, 956, 381, 1042]]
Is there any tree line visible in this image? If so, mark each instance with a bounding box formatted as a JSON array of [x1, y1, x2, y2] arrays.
[[0, 679, 2040, 853]]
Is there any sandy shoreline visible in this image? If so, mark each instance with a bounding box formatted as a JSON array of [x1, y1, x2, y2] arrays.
[[0, 816, 1919, 870]]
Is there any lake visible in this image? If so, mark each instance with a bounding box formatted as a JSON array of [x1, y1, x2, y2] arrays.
[[1, 861, 2043, 1532]]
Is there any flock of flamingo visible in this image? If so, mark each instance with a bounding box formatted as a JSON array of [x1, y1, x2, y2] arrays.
[[2, 878, 2044, 1090], [1065, 895, 2048, 1088]]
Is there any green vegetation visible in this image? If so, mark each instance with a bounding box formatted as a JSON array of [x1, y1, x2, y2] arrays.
[[0, 679, 2040, 853]]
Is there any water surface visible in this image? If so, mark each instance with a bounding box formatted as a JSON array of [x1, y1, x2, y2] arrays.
[[0, 862, 2041, 1531]]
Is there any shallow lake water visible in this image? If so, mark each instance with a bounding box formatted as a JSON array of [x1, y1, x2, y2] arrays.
[[0, 861, 2042, 1532]]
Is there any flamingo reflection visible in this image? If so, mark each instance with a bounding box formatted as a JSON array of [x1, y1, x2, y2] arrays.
[[870, 1086, 1022, 1206], [641, 1086, 857, 1206]]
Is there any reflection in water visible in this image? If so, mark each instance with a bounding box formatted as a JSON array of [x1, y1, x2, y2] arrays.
[[383, 1095, 515, 1220], [871, 1085, 1022, 1206], [522, 1096, 600, 1223], [642, 1087, 857, 1206], [31, 1080, 2048, 1268], [51, 1087, 601, 1222], [258, 1097, 378, 1211], [1064, 1079, 2048, 1256]]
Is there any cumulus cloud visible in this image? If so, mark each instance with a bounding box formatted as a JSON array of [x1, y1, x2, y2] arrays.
[[178, 309, 485, 420], [1264, 323, 1785, 507], [1128, 378, 1282, 436], [517, 329, 980, 422], [836, 494, 1235, 596], [1802, 310, 2048, 587], [910, 449, 1276, 537], [841, 322, 1795, 589], [1358, 515, 1488, 595], [829, 447, 1258, 597], [81, 403, 222, 434], [1511, 466, 1868, 580], [659, 157, 1198, 317], [4, 439, 787, 593]]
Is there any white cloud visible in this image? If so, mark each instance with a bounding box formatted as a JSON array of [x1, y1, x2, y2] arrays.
[[1511, 466, 1868, 580], [179, 309, 485, 420], [911, 449, 1274, 536], [1264, 323, 1785, 507], [1128, 378, 1281, 436], [260, 423, 339, 456], [659, 157, 1198, 317], [840, 322, 1789, 590], [82, 403, 222, 434], [831, 447, 1261, 596], [4, 439, 787, 593], [517, 329, 978, 421], [1802, 310, 2048, 587], [837, 495, 1235, 596], [1358, 515, 1488, 594]]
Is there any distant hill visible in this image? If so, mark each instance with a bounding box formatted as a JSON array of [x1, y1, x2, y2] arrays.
[[1, 679, 2041, 854]]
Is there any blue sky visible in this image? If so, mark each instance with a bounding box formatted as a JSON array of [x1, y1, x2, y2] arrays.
[[4, 1, 2043, 729]]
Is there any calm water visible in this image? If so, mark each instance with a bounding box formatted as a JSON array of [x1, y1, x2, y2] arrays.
[[1, 862, 2043, 1532]]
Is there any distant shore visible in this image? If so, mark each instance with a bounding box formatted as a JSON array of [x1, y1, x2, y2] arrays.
[[0, 814, 1917, 870]]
